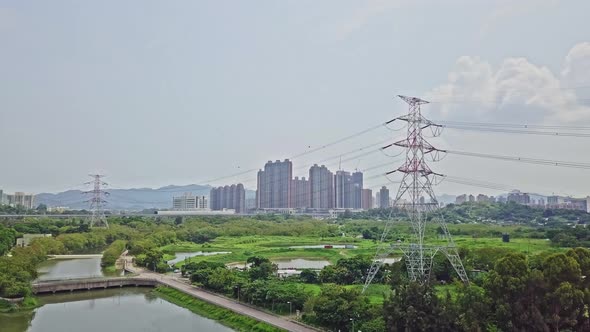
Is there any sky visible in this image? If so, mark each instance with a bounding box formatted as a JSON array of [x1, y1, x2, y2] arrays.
[[1, 0, 590, 197]]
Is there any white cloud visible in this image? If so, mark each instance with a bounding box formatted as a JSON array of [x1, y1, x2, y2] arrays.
[[426, 42, 590, 124], [562, 42, 590, 88]]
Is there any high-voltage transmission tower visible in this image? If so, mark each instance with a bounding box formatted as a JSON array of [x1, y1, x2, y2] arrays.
[[84, 174, 109, 228], [363, 95, 468, 292]]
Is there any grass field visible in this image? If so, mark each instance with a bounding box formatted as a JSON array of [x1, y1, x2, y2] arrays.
[[161, 230, 560, 269], [162, 236, 380, 267]]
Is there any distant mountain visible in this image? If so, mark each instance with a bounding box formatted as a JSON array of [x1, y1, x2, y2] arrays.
[[36, 184, 256, 211]]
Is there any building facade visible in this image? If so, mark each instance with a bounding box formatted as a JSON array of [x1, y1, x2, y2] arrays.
[[379, 186, 390, 208], [507, 191, 530, 205], [290, 177, 309, 208], [334, 170, 352, 209], [256, 160, 293, 209], [4, 192, 35, 209], [309, 164, 334, 209], [351, 171, 363, 209], [333, 170, 364, 209], [172, 193, 207, 210], [210, 184, 245, 213], [361, 188, 373, 210]]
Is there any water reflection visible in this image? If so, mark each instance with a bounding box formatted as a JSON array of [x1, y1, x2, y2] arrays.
[[0, 288, 235, 332], [166, 252, 230, 265]]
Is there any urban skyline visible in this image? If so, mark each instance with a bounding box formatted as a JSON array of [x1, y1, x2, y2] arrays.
[[2, 2, 590, 198]]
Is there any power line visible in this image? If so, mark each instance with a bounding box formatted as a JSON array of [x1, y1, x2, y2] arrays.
[[442, 149, 590, 169], [437, 120, 590, 131]]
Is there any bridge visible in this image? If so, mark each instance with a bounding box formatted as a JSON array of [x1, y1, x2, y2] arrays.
[[31, 257, 319, 332], [48, 254, 103, 259], [32, 276, 157, 294]]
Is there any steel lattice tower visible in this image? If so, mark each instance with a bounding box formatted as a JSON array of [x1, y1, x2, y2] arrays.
[[363, 95, 468, 292], [84, 174, 109, 228]]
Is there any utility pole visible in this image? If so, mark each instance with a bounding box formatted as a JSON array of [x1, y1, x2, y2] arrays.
[[363, 96, 468, 291], [84, 174, 109, 228]]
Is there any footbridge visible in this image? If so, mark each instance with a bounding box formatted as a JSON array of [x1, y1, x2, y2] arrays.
[[32, 276, 158, 294]]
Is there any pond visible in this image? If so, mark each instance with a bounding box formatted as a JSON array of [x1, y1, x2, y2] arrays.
[[227, 258, 331, 270], [36, 257, 118, 281], [0, 288, 234, 332], [288, 244, 357, 249], [166, 251, 231, 265]]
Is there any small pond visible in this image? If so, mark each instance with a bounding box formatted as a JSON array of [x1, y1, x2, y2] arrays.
[[166, 251, 231, 265]]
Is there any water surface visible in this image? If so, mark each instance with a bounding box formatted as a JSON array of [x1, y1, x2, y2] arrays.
[[166, 251, 230, 265], [36, 257, 105, 281], [0, 288, 234, 332], [227, 258, 331, 270]]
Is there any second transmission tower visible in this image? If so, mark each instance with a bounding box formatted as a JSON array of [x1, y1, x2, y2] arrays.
[[363, 95, 468, 292], [84, 174, 109, 228]]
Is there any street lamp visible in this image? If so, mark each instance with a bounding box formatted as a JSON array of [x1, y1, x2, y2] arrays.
[[234, 286, 240, 302], [350, 318, 355, 332], [287, 301, 292, 316]]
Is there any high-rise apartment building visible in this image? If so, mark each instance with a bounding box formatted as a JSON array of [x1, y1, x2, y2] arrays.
[[210, 184, 245, 213], [173, 193, 207, 210], [455, 194, 467, 204], [309, 164, 334, 209], [334, 170, 352, 209], [379, 186, 390, 208], [507, 191, 530, 205], [5, 192, 35, 209], [256, 160, 293, 209], [351, 171, 363, 209], [361, 188, 373, 210], [290, 177, 309, 208], [333, 170, 364, 209], [547, 195, 590, 213]]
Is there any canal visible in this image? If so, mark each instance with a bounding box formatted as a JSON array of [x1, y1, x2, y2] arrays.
[[0, 257, 235, 332]]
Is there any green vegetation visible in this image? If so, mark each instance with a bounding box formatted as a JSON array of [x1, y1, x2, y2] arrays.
[[2, 208, 590, 330], [154, 286, 284, 332], [101, 240, 126, 267]]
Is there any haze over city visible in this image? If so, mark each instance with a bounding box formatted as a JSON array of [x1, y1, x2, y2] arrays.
[[1, 0, 589, 198], [4, 2, 590, 332]]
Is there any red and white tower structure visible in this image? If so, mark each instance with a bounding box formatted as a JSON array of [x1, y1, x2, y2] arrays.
[[363, 96, 468, 291]]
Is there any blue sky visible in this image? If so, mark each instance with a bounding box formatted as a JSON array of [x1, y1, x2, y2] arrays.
[[1, 0, 590, 197]]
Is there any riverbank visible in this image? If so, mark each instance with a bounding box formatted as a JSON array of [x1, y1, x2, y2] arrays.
[[0, 297, 40, 313], [154, 286, 285, 332]]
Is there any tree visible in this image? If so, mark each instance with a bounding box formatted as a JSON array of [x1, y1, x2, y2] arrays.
[[36, 204, 48, 213], [484, 253, 547, 331], [299, 269, 318, 284], [304, 284, 371, 331], [542, 253, 581, 288], [206, 267, 237, 293], [384, 281, 455, 331], [454, 284, 493, 331], [247, 256, 277, 281]]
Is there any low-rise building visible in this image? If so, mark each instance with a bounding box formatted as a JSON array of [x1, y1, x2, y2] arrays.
[[16, 234, 52, 247]]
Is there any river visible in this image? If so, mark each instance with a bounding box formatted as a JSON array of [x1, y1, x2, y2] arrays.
[[36, 257, 108, 280], [0, 257, 235, 332], [0, 288, 234, 332]]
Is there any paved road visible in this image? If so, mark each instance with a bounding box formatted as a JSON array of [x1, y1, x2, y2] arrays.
[[124, 257, 319, 332]]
